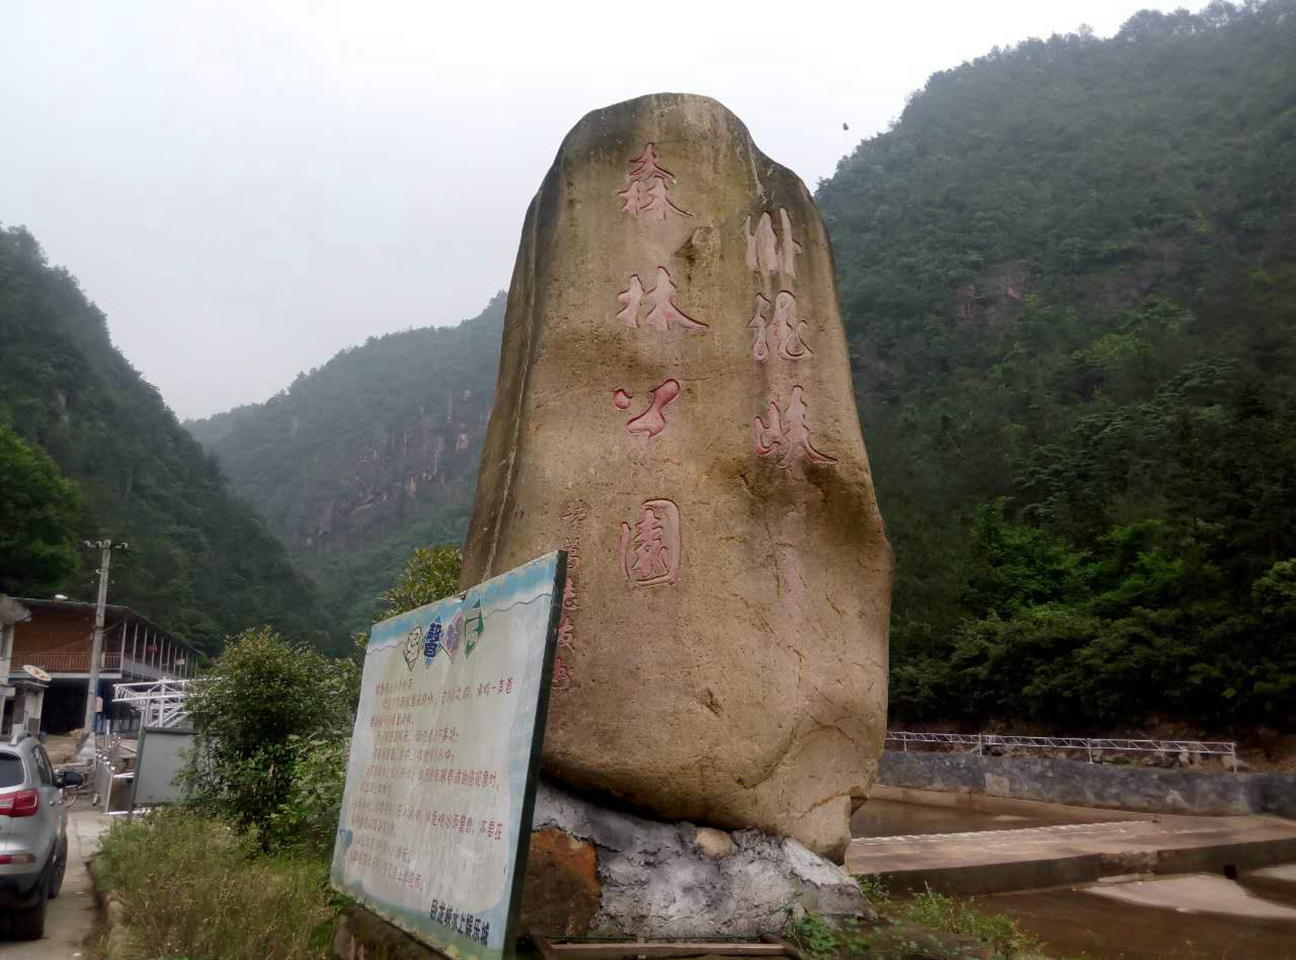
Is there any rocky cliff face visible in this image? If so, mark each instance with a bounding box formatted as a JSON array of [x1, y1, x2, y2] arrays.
[[187, 295, 505, 643], [266, 390, 483, 559]]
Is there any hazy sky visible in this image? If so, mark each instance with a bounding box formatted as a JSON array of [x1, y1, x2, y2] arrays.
[[1, 0, 1178, 420]]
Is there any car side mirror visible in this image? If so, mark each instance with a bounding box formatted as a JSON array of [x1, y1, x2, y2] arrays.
[[55, 770, 84, 788]]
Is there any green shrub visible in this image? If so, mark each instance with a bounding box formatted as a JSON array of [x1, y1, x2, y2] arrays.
[[281, 546, 464, 852], [377, 545, 463, 618], [856, 874, 893, 913], [786, 911, 840, 960], [182, 626, 358, 840]]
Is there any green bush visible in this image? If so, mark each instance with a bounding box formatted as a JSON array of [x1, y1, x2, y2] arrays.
[[787, 896, 1043, 960], [271, 734, 353, 858], [186, 547, 465, 855]]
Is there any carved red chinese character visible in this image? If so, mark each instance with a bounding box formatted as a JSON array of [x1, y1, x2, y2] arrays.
[[745, 208, 802, 280], [754, 386, 836, 469], [617, 378, 681, 438], [641, 267, 706, 331], [751, 292, 812, 361], [749, 294, 772, 362], [619, 499, 681, 586], [556, 616, 575, 649], [770, 291, 812, 360], [617, 143, 691, 220], [615, 274, 645, 326], [615, 268, 706, 332]]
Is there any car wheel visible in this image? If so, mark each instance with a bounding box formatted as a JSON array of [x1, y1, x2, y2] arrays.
[[10, 887, 48, 940], [49, 838, 68, 899]]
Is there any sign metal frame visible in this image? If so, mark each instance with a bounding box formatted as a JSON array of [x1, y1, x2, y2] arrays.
[[500, 550, 564, 956]]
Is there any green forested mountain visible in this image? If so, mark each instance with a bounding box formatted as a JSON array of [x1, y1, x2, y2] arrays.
[[183, 1, 1295, 727], [186, 295, 505, 648], [0, 226, 320, 654], [816, 0, 1296, 729]]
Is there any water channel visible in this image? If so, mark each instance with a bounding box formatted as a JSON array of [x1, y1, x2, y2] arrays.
[[852, 798, 1296, 959]]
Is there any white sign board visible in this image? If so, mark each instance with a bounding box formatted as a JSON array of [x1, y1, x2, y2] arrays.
[[132, 727, 196, 807], [331, 551, 566, 960]]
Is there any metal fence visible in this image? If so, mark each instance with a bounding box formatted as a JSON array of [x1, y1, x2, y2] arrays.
[[885, 730, 1239, 771], [113, 678, 196, 729], [96, 712, 140, 734]]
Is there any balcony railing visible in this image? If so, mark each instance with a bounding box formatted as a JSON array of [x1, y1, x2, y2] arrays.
[[14, 652, 122, 674], [120, 655, 181, 681], [13, 652, 187, 678]]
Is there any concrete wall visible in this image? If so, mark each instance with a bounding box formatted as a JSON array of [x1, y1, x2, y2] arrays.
[[877, 751, 1296, 819]]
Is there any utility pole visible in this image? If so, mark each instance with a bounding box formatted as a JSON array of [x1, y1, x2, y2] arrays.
[[83, 539, 127, 732]]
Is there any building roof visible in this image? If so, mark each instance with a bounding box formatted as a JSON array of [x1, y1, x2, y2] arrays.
[[13, 597, 196, 656]]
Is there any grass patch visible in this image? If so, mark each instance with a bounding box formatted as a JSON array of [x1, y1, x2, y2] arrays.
[[96, 809, 337, 960], [896, 889, 1043, 959], [784, 878, 1047, 960], [787, 911, 996, 960]]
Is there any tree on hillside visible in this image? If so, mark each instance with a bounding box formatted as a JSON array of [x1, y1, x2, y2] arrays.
[[815, 0, 1296, 729], [0, 224, 321, 653], [0, 425, 80, 596]]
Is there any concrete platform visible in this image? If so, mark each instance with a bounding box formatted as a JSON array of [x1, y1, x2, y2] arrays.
[[1249, 862, 1296, 883], [846, 813, 1296, 895], [1084, 873, 1296, 919]]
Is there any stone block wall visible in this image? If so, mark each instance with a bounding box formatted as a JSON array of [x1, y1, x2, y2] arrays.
[[877, 751, 1296, 818]]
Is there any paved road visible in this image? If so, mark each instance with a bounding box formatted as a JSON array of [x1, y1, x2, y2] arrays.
[[0, 806, 109, 958]]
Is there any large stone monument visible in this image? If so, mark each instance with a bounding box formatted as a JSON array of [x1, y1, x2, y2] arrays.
[[462, 93, 891, 860]]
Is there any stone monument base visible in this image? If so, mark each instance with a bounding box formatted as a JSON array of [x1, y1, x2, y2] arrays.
[[334, 779, 871, 959], [519, 781, 871, 938]]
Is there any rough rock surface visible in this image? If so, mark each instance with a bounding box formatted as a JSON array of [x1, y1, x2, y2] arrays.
[[461, 92, 892, 856], [523, 781, 870, 937], [519, 827, 602, 936]]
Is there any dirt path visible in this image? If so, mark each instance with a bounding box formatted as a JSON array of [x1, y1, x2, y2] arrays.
[[0, 807, 109, 958]]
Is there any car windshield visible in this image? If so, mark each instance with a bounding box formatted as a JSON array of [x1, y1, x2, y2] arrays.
[[0, 752, 23, 788]]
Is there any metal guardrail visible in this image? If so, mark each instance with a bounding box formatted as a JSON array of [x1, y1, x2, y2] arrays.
[[885, 730, 1239, 771]]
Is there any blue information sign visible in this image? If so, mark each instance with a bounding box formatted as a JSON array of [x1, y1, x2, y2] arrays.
[[331, 551, 566, 960]]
